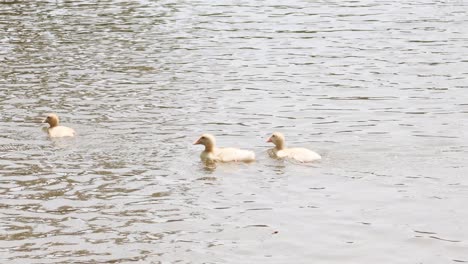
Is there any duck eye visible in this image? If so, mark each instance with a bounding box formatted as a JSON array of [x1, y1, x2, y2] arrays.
[[201, 136, 205, 139], [272, 135, 276, 137]]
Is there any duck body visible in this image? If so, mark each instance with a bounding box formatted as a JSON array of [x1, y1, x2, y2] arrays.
[[201, 147, 256, 163], [43, 114, 76, 138], [267, 132, 321, 162], [47, 126, 76, 138], [195, 134, 255, 164], [268, 147, 321, 162]]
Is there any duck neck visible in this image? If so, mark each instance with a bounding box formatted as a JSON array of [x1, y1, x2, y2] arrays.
[[48, 121, 58, 128], [204, 143, 215, 153], [275, 142, 285, 150]]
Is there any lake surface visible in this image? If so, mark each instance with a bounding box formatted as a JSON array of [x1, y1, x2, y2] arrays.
[[1, 0, 468, 263]]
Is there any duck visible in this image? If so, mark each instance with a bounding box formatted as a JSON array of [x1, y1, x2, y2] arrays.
[[194, 134, 255, 164], [43, 114, 76, 138], [266, 132, 321, 162]]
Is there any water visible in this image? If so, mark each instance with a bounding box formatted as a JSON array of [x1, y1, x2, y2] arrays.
[[1, 0, 468, 263]]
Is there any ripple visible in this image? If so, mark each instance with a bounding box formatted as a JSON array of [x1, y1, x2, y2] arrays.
[[1, 0, 467, 263]]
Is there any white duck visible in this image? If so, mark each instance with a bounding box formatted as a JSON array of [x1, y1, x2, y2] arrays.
[[267, 132, 321, 162], [194, 134, 255, 164], [43, 114, 76, 138]]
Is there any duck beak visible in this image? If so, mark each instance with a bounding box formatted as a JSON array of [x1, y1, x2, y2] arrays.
[[266, 137, 272, 143], [193, 138, 201, 145], [42, 118, 47, 123]]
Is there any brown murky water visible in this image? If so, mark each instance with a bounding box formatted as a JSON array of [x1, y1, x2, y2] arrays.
[[1, 0, 468, 263]]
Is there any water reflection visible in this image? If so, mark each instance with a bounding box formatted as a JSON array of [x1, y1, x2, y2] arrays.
[[1, 0, 468, 263]]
